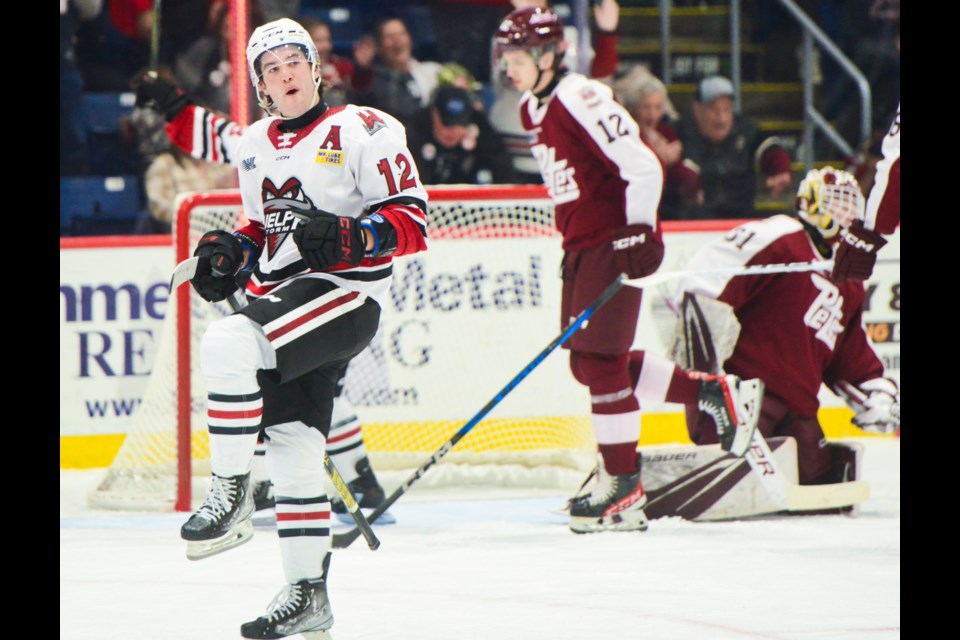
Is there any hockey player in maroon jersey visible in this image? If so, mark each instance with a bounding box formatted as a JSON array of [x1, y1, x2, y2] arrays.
[[176, 18, 428, 639], [495, 7, 763, 534], [677, 167, 900, 485], [832, 103, 900, 282], [135, 61, 394, 526]]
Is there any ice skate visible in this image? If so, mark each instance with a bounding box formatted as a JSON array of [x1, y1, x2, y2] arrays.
[[181, 472, 255, 560], [697, 375, 764, 457], [329, 457, 395, 525], [569, 465, 649, 534], [241, 578, 334, 639]]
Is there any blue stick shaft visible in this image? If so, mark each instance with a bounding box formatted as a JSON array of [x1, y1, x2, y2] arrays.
[[332, 276, 625, 549]]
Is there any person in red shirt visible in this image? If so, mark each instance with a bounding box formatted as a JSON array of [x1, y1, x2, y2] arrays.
[[676, 167, 900, 484]]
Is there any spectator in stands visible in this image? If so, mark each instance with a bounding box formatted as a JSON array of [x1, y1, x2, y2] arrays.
[[353, 17, 442, 127], [488, 0, 621, 184], [675, 75, 793, 219], [407, 85, 515, 186], [300, 17, 374, 106], [615, 65, 699, 219]]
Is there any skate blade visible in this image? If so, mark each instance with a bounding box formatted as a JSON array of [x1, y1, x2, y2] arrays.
[[569, 510, 649, 534], [302, 631, 333, 640], [728, 379, 764, 458], [334, 508, 396, 526], [185, 520, 254, 561]]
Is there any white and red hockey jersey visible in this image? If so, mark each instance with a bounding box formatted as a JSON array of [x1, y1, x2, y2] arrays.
[[677, 215, 884, 417], [231, 105, 428, 306], [518, 73, 664, 250]]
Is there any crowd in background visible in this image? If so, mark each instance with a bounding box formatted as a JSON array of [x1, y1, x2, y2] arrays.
[[60, 0, 900, 235]]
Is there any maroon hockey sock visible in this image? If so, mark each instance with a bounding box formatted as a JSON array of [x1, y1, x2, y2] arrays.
[[599, 442, 639, 475]]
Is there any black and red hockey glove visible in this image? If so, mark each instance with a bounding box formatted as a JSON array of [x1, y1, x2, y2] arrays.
[[191, 230, 243, 302], [292, 209, 366, 270]]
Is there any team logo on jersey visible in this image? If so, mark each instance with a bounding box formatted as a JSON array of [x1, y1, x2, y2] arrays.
[[277, 132, 298, 148], [803, 273, 845, 350], [530, 144, 579, 204], [316, 149, 343, 165], [356, 109, 387, 136], [261, 176, 316, 260], [241, 157, 257, 172]]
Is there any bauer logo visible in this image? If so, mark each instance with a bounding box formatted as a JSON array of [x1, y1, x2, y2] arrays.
[[315, 149, 344, 166]]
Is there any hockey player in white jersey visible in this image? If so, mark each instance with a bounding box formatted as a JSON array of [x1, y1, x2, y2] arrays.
[[135, 63, 395, 526], [179, 18, 428, 639]]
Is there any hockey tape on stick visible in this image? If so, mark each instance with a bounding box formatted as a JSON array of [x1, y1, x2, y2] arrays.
[[323, 453, 380, 550], [332, 276, 628, 549]]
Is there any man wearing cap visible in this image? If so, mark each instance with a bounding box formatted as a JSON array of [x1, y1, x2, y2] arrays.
[[676, 75, 793, 219], [407, 85, 515, 185]]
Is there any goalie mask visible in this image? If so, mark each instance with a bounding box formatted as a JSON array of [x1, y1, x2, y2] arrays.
[[494, 7, 565, 71], [246, 18, 321, 115], [796, 167, 865, 239]]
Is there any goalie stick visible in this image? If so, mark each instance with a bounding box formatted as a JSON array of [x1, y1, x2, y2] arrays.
[[332, 258, 838, 548], [174, 266, 382, 551]]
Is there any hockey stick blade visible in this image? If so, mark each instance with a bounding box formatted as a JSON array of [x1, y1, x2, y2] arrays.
[[745, 432, 870, 511], [169, 256, 201, 292]]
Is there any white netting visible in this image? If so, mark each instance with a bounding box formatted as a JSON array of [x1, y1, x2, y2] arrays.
[[89, 186, 596, 511]]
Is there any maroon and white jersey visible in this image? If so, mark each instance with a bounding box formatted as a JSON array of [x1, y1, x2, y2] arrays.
[[518, 73, 664, 250], [233, 105, 428, 307], [865, 104, 900, 235], [677, 215, 884, 417]]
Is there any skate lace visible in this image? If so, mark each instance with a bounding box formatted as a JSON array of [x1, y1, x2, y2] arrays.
[[197, 477, 238, 522], [265, 584, 306, 622], [584, 472, 617, 506], [699, 384, 733, 434]]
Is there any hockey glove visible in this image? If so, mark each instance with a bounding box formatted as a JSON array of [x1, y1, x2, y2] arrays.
[[190, 230, 243, 302], [836, 377, 900, 435], [135, 73, 192, 121], [611, 224, 665, 279], [831, 221, 887, 282], [292, 209, 366, 270]]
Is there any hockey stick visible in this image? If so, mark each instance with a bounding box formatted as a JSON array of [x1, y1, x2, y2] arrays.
[[332, 275, 628, 549], [194, 281, 382, 550], [149, 0, 162, 76], [332, 258, 836, 547], [620, 259, 834, 291]]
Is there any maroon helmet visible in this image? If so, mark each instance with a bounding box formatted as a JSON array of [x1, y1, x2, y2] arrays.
[[495, 7, 565, 63]]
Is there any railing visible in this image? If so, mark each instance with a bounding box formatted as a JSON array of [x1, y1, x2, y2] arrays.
[[774, 0, 871, 169]]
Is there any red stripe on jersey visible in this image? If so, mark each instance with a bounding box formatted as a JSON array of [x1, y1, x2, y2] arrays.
[[208, 407, 264, 420], [327, 426, 362, 444], [276, 511, 331, 522], [266, 290, 361, 341]]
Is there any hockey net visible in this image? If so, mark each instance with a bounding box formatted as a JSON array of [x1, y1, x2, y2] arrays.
[[89, 186, 597, 511]]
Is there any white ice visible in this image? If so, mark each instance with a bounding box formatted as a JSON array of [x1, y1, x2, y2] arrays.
[[61, 439, 899, 640]]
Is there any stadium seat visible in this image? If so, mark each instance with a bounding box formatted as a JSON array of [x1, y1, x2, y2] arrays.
[[60, 175, 143, 236]]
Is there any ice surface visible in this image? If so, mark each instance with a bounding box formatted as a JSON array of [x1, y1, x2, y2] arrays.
[[60, 439, 899, 640]]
